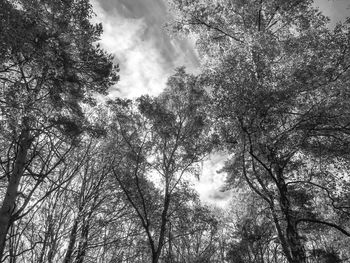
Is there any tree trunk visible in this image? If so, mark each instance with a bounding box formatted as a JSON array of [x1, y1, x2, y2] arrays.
[[167, 222, 173, 263], [38, 214, 54, 263], [270, 207, 293, 263], [8, 224, 16, 263], [47, 233, 57, 263], [277, 170, 306, 263], [152, 192, 170, 263], [63, 217, 79, 263], [75, 217, 90, 263], [286, 220, 306, 263], [0, 127, 31, 260]]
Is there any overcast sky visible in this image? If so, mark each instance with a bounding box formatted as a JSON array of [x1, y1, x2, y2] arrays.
[[91, 0, 199, 98], [92, 0, 349, 205]]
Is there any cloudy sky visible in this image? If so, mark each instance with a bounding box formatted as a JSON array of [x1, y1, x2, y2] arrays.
[[91, 0, 199, 98], [92, 0, 349, 205]]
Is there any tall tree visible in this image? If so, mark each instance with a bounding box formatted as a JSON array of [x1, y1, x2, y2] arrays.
[[171, 0, 350, 262], [107, 68, 213, 263], [0, 0, 118, 259]]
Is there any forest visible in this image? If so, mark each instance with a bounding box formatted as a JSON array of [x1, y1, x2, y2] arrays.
[[0, 0, 350, 262]]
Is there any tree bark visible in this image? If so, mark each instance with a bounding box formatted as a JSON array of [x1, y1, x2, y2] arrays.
[[0, 127, 31, 260], [63, 217, 79, 263], [152, 191, 170, 263], [276, 170, 306, 263], [75, 226, 88, 263], [75, 216, 91, 263]]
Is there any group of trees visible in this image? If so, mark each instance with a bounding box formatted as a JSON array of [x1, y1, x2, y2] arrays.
[[172, 0, 350, 262], [0, 0, 350, 262]]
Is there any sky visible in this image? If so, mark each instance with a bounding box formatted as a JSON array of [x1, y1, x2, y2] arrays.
[[92, 0, 349, 206], [314, 0, 350, 26], [91, 0, 199, 98]]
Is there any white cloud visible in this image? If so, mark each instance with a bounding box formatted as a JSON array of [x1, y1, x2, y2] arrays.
[[195, 152, 231, 207], [91, 0, 170, 98]]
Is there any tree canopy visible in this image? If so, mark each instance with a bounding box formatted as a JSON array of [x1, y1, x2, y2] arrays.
[[0, 0, 350, 262]]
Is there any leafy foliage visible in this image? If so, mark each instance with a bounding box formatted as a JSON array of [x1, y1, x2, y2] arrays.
[[1, 0, 350, 263]]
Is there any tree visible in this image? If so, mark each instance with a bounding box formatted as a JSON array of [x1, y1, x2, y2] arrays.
[[225, 189, 283, 263], [171, 1, 350, 262], [5, 143, 92, 263], [0, 0, 118, 259], [168, 199, 219, 263], [107, 68, 213, 263]]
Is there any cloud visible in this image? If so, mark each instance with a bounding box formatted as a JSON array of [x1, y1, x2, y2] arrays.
[[91, 0, 199, 99], [91, 1, 166, 98], [195, 152, 232, 207]]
